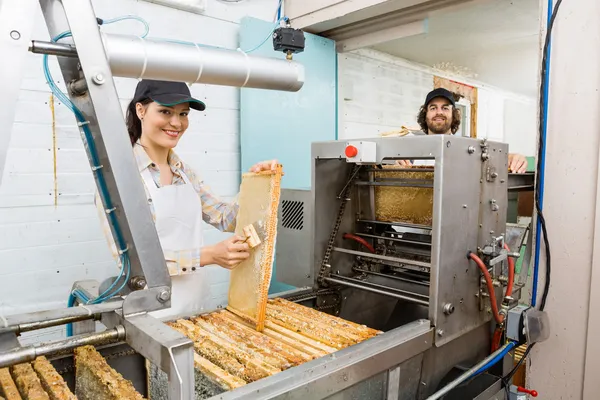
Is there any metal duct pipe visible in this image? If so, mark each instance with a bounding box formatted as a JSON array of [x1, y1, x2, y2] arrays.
[[30, 35, 305, 91], [101, 33, 304, 91], [30, 35, 305, 92]]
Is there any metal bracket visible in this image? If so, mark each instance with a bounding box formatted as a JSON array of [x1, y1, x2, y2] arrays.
[[489, 250, 508, 266], [121, 313, 194, 400], [486, 165, 498, 182]]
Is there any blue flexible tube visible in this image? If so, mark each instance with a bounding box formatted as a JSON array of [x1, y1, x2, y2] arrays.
[[65, 292, 76, 337], [532, 0, 553, 308], [471, 341, 516, 377], [276, 0, 282, 21]]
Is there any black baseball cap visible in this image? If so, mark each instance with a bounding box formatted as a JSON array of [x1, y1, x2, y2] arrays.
[[133, 79, 206, 111], [424, 88, 455, 107]]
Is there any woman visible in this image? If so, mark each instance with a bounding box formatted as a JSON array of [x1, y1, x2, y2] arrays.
[[96, 79, 277, 317]]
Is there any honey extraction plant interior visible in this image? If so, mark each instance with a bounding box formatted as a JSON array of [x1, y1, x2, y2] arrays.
[[0, 0, 597, 399]]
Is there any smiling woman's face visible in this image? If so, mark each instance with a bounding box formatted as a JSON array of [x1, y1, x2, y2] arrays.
[[136, 101, 190, 149]]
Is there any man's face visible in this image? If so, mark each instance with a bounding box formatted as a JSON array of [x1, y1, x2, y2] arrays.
[[425, 97, 453, 135]]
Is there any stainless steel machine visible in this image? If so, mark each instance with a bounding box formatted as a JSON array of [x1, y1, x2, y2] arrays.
[[266, 136, 533, 399], [0, 0, 548, 399]]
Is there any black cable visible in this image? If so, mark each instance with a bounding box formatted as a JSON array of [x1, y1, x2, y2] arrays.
[[505, 343, 536, 382], [536, 0, 563, 312], [502, 0, 563, 385]]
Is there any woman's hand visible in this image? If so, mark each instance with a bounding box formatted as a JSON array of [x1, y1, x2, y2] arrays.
[[201, 235, 250, 269], [249, 159, 278, 172]]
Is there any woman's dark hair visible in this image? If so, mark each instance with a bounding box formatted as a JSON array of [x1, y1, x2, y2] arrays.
[[125, 98, 153, 146], [416, 105, 462, 135]]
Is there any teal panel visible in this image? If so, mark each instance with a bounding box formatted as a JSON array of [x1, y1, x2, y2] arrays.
[[240, 17, 337, 189], [239, 17, 337, 293]]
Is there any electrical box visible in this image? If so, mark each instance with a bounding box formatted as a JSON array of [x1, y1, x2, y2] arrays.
[[507, 304, 529, 343], [345, 141, 377, 163]]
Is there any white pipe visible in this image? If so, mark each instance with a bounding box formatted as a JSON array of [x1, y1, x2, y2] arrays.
[[101, 33, 304, 92]]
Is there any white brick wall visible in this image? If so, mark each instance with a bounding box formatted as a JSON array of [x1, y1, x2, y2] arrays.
[[337, 49, 537, 157], [0, 0, 279, 343]]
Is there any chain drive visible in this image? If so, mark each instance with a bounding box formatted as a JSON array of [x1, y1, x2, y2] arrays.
[[317, 164, 362, 286]]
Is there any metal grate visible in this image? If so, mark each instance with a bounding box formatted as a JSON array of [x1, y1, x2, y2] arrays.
[[281, 200, 304, 230]]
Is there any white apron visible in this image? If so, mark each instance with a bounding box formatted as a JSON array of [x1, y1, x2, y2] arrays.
[[140, 167, 210, 320]]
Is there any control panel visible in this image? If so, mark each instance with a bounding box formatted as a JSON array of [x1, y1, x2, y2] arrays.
[[345, 141, 377, 163]]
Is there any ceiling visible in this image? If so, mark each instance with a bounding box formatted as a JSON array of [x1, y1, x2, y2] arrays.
[[371, 0, 541, 97]]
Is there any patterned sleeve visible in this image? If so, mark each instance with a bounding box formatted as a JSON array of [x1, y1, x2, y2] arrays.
[[183, 163, 239, 233]]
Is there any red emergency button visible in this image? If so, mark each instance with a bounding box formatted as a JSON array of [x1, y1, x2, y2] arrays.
[[345, 145, 358, 158]]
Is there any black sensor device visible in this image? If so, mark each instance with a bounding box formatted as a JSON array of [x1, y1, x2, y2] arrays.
[[273, 27, 305, 55]]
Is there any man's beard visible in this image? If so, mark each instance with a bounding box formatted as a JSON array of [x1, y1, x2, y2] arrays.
[[427, 116, 451, 134]]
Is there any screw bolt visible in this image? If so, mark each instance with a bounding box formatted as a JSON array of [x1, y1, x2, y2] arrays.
[[157, 290, 171, 302], [437, 329, 444, 336], [92, 73, 105, 85], [443, 303, 455, 315], [468, 146, 475, 154], [130, 276, 147, 290], [10, 30, 21, 40]]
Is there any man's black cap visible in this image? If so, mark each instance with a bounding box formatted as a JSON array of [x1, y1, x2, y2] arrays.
[[133, 79, 206, 111], [424, 88, 455, 107]]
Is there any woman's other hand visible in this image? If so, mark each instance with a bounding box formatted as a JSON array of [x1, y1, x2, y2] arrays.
[[202, 235, 250, 269], [249, 159, 278, 172], [508, 154, 528, 174]]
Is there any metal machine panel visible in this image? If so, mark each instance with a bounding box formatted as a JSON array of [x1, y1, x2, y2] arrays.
[[209, 319, 433, 400], [275, 189, 314, 288], [436, 137, 508, 346], [310, 135, 509, 347]]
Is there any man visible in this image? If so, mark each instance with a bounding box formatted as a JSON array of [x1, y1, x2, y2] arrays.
[[397, 88, 529, 173]]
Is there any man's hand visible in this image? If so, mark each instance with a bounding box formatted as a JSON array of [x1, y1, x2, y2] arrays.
[[201, 235, 250, 269], [395, 160, 413, 167], [508, 154, 528, 174], [249, 159, 278, 172]]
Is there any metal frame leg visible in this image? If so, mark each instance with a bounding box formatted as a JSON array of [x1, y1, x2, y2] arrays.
[[38, 0, 172, 314], [120, 314, 194, 400], [0, 0, 40, 185], [386, 365, 401, 400]]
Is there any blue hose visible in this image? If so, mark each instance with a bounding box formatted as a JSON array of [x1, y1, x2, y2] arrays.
[[276, 0, 282, 21], [65, 292, 76, 337], [470, 341, 516, 378], [532, 0, 553, 308]]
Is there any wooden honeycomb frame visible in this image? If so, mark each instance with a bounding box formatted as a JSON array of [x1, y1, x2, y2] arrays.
[[227, 165, 283, 331]]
